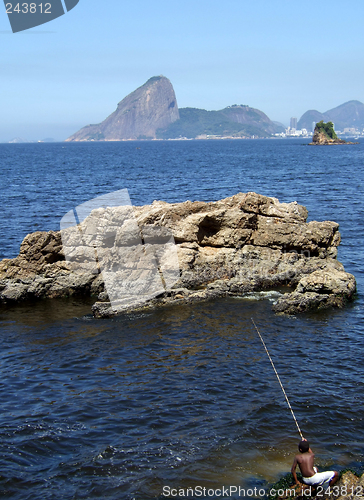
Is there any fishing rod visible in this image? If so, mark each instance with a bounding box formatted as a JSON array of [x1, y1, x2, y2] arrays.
[[251, 317, 304, 440]]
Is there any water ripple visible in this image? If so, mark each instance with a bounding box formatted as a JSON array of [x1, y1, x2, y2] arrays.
[[0, 140, 364, 498]]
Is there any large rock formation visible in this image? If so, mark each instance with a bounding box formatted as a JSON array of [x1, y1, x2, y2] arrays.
[[66, 76, 179, 141], [66, 76, 284, 141], [0, 193, 356, 317]]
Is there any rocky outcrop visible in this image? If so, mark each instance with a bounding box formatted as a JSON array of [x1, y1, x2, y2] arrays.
[[310, 130, 348, 145], [272, 268, 356, 314], [0, 193, 356, 317], [0, 231, 103, 302], [66, 76, 179, 141]]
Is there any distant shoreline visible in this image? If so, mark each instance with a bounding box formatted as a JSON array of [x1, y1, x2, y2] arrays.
[[1, 136, 362, 144]]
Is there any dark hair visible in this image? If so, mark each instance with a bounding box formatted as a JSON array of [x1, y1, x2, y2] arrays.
[[299, 440, 310, 453]]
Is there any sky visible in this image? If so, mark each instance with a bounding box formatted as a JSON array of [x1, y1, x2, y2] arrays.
[[1, 0, 364, 141]]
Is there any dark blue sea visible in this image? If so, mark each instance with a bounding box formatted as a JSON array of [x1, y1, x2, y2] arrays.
[[0, 139, 363, 499]]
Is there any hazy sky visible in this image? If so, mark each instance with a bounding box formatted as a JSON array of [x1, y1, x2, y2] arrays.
[[1, 0, 363, 141]]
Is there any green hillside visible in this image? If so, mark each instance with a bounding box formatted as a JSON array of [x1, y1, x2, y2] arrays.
[[157, 106, 284, 139]]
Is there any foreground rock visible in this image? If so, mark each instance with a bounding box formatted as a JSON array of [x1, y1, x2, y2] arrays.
[[0, 193, 356, 317]]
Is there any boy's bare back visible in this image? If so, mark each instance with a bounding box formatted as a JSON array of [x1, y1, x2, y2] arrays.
[[294, 451, 316, 477]]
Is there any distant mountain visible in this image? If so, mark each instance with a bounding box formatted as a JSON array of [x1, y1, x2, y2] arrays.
[[66, 77, 284, 142], [272, 120, 286, 129], [66, 76, 179, 141], [297, 110, 326, 131], [298, 100, 364, 131], [157, 105, 283, 139]]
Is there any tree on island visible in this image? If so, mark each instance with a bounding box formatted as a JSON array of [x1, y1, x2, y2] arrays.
[[314, 120, 338, 140]]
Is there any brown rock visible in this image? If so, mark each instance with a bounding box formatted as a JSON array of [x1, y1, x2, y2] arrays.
[[0, 192, 356, 316], [272, 268, 356, 315]]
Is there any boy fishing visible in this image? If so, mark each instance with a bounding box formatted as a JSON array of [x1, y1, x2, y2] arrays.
[[291, 438, 339, 490]]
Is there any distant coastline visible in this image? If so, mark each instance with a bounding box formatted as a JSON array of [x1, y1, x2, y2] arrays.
[[65, 76, 364, 143], [4, 76, 364, 143], [2, 135, 363, 144]]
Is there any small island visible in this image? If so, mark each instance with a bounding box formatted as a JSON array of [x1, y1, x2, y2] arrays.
[[309, 120, 357, 145]]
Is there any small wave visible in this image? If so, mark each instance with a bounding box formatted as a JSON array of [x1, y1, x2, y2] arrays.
[[233, 290, 283, 303]]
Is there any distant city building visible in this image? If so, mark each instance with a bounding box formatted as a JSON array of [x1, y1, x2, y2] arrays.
[[290, 117, 297, 130], [282, 127, 310, 138]]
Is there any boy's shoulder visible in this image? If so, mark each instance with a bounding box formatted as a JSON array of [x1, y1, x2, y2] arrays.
[[296, 451, 314, 461]]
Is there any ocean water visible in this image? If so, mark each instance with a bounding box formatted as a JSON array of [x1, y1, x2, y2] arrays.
[[0, 139, 363, 499]]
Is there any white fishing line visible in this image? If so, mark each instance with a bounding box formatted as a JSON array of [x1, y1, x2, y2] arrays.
[[251, 317, 304, 440]]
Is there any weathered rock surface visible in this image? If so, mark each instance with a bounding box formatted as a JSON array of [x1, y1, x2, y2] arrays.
[[0, 231, 103, 302], [310, 130, 346, 145], [0, 193, 356, 317], [66, 76, 179, 141], [272, 268, 356, 314]]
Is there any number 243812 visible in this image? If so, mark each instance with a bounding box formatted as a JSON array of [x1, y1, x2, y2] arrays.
[[6, 3, 52, 13]]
